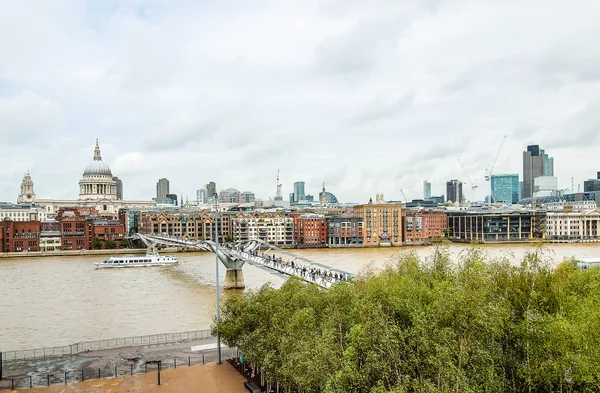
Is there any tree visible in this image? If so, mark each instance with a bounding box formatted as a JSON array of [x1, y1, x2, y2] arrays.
[[225, 235, 233, 243], [93, 237, 102, 250], [216, 246, 600, 393], [105, 240, 117, 249], [120, 239, 129, 248]]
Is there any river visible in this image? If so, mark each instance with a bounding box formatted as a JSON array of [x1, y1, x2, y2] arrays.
[[1, 243, 599, 351]]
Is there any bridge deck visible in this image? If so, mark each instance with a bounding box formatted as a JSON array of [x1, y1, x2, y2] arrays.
[[135, 234, 353, 288]]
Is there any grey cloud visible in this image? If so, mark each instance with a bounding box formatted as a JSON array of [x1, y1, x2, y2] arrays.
[[349, 90, 416, 125], [545, 97, 600, 150], [442, 55, 532, 94], [144, 118, 221, 152], [536, 49, 600, 86], [313, 18, 409, 77]]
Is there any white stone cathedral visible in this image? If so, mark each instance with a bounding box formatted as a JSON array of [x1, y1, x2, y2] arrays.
[[18, 140, 156, 217]]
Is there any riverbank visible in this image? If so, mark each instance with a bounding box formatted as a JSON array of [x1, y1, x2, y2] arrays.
[[0, 247, 197, 259]]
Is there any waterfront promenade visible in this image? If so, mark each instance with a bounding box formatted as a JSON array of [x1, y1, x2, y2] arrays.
[[15, 362, 247, 393], [1, 334, 234, 390]]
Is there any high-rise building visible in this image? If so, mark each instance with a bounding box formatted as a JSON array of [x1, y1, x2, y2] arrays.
[[423, 180, 431, 199], [522, 145, 554, 199], [293, 181, 305, 203], [597, 171, 600, 180], [196, 188, 207, 203], [166, 194, 178, 206], [446, 180, 463, 203], [240, 191, 255, 203], [490, 174, 519, 204], [206, 182, 216, 200], [156, 178, 169, 199], [289, 193, 295, 203], [533, 176, 558, 197], [113, 177, 123, 200]]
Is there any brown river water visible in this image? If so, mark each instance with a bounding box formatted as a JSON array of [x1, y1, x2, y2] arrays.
[[1, 243, 599, 351]]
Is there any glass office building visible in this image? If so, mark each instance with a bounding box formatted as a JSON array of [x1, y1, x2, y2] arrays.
[[491, 174, 519, 204]]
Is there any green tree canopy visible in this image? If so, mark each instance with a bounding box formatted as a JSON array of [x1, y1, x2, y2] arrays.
[[215, 247, 600, 393]]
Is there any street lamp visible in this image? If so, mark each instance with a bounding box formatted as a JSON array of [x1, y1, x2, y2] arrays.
[[214, 193, 222, 365]]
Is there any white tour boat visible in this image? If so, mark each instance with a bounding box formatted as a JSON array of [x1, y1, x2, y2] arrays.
[[95, 251, 178, 268]]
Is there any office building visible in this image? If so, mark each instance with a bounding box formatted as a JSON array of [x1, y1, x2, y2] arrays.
[[447, 210, 545, 242], [446, 180, 463, 204], [533, 176, 558, 197], [156, 178, 169, 199], [206, 182, 217, 200], [491, 174, 519, 204], [113, 177, 123, 200], [196, 188, 207, 203], [423, 180, 431, 199], [240, 191, 256, 203], [522, 145, 554, 199], [293, 181, 305, 203]]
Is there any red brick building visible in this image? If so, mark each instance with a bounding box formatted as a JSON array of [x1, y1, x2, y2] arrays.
[[402, 210, 448, 245], [90, 218, 126, 246], [56, 208, 126, 250], [0, 218, 41, 252], [293, 214, 327, 247]]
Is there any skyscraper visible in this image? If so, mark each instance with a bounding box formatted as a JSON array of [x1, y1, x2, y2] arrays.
[[293, 181, 305, 202], [196, 188, 207, 203], [446, 180, 463, 203], [423, 180, 431, 199], [205, 182, 216, 200], [113, 177, 123, 200], [491, 174, 519, 204], [156, 178, 169, 199], [522, 145, 554, 199]]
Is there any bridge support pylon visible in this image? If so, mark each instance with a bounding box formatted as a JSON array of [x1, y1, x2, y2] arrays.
[[224, 268, 245, 289]]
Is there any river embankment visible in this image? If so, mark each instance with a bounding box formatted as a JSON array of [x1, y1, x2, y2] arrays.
[[0, 247, 193, 259]]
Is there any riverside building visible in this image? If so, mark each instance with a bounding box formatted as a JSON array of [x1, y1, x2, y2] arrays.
[[354, 198, 402, 246]]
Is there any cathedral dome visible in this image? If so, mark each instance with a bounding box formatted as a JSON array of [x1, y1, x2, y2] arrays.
[[82, 139, 112, 176], [83, 160, 112, 176]]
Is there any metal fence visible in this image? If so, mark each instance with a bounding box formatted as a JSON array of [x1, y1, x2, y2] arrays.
[[0, 348, 237, 390], [2, 329, 213, 363]]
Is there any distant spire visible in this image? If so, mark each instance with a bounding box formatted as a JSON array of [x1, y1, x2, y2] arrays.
[[93, 139, 102, 161]]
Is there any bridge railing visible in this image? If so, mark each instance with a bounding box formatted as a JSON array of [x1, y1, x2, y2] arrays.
[[1, 329, 213, 363]]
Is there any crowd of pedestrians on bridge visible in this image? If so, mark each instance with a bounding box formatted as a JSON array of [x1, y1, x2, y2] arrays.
[[236, 247, 352, 285]]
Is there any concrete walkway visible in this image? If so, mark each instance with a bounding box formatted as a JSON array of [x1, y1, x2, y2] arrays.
[[1, 337, 233, 389], [10, 362, 247, 393]]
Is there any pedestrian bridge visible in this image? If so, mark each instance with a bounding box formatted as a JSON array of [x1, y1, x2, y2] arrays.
[[134, 234, 354, 290]]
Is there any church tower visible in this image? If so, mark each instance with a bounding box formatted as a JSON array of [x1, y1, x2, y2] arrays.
[[320, 182, 328, 207], [18, 170, 36, 204]]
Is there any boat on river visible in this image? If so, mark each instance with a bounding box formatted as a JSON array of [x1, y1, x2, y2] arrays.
[[576, 257, 600, 270], [95, 251, 178, 268]]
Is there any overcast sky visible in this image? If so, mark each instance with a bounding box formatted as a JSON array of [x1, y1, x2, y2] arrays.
[[1, 0, 599, 204]]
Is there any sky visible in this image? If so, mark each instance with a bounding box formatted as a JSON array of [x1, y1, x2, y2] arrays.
[[1, 0, 599, 204]]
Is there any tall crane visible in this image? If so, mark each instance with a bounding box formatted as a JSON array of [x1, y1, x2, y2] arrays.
[[400, 189, 408, 204], [485, 135, 507, 205], [458, 158, 478, 202]]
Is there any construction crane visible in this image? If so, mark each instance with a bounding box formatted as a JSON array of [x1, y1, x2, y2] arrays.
[[400, 189, 408, 204], [485, 135, 507, 205], [458, 158, 478, 202]]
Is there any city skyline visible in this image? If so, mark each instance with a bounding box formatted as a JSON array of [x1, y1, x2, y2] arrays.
[[1, 1, 599, 203]]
